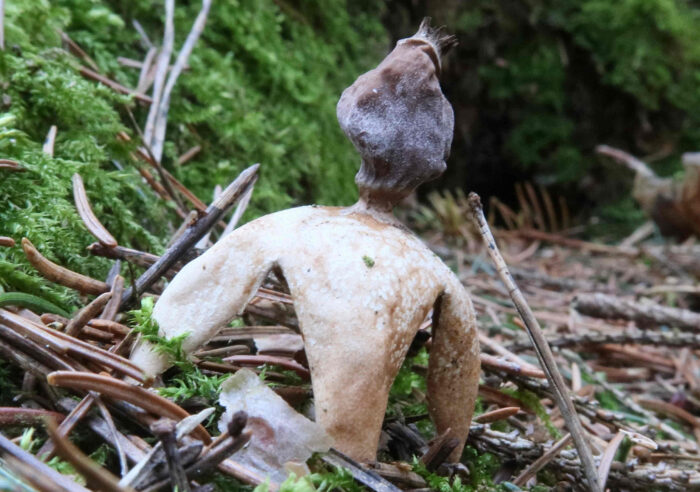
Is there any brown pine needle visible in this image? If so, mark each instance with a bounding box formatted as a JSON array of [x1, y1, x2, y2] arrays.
[[72, 173, 118, 247], [22, 238, 109, 295]]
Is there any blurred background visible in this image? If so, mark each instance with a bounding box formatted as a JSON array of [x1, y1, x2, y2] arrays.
[[2, 0, 700, 304]]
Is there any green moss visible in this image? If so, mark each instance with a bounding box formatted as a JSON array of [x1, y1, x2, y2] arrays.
[[502, 387, 561, 439], [411, 449, 504, 492], [0, 0, 386, 308], [0, 1, 167, 308], [362, 255, 375, 268], [129, 297, 228, 405], [387, 347, 429, 419]]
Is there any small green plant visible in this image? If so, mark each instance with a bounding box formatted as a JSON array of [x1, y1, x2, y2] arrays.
[[387, 347, 429, 419], [46, 456, 85, 485], [130, 297, 229, 404], [131, 297, 190, 365]]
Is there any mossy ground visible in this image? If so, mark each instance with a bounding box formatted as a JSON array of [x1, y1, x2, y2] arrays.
[[0, 0, 386, 308]]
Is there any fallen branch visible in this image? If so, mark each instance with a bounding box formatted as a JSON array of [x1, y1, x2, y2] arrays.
[[508, 330, 700, 351], [574, 293, 700, 331]]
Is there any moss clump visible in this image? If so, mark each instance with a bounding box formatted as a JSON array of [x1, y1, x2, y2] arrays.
[[0, 0, 386, 307], [0, 5, 167, 308]]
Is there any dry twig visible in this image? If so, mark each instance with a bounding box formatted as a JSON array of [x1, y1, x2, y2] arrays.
[[574, 292, 700, 331], [120, 163, 259, 306], [468, 192, 602, 492]]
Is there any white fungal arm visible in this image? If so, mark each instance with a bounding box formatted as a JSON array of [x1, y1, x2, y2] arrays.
[[427, 281, 480, 461], [130, 235, 274, 377]]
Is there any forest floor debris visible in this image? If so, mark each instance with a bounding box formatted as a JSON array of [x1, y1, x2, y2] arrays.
[[0, 173, 699, 490]]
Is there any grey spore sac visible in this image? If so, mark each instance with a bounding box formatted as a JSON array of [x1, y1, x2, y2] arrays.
[[337, 18, 457, 211]]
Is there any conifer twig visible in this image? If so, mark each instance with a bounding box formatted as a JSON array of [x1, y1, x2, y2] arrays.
[[574, 292, 700, 331], [144, 0, 174, 149], [150, 0, 212, 163], [467, 192, 602, 492], [508, 330, 700, 351], [119, 164, 259, 307]]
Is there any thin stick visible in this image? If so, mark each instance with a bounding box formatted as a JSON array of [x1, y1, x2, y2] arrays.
[[43, 125, 57, 156], [120, 164, 259, 307], [36, 394, 94, 459], [78, 67, 152, 104], [60, 32, 99, 72], [144, 0, 174, 149], [508, 330, 700, 351], [574, 292, 700, 331], [150, 419, 191, 492], [150, 0, 212, 163], [136, 47, 157, 93], [221, 181, 254, 238], [133, 20, 153, 49], [513, 433, 572, 486], [596, 145, 655, 178], [0, 0, 4, 51], [177, 145, 201, 165], [467, 192, 601, 492], [46, 418, 133, 492]]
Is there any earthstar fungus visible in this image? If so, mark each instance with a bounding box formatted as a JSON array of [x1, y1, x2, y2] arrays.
[[130, 19, 480, 462]]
